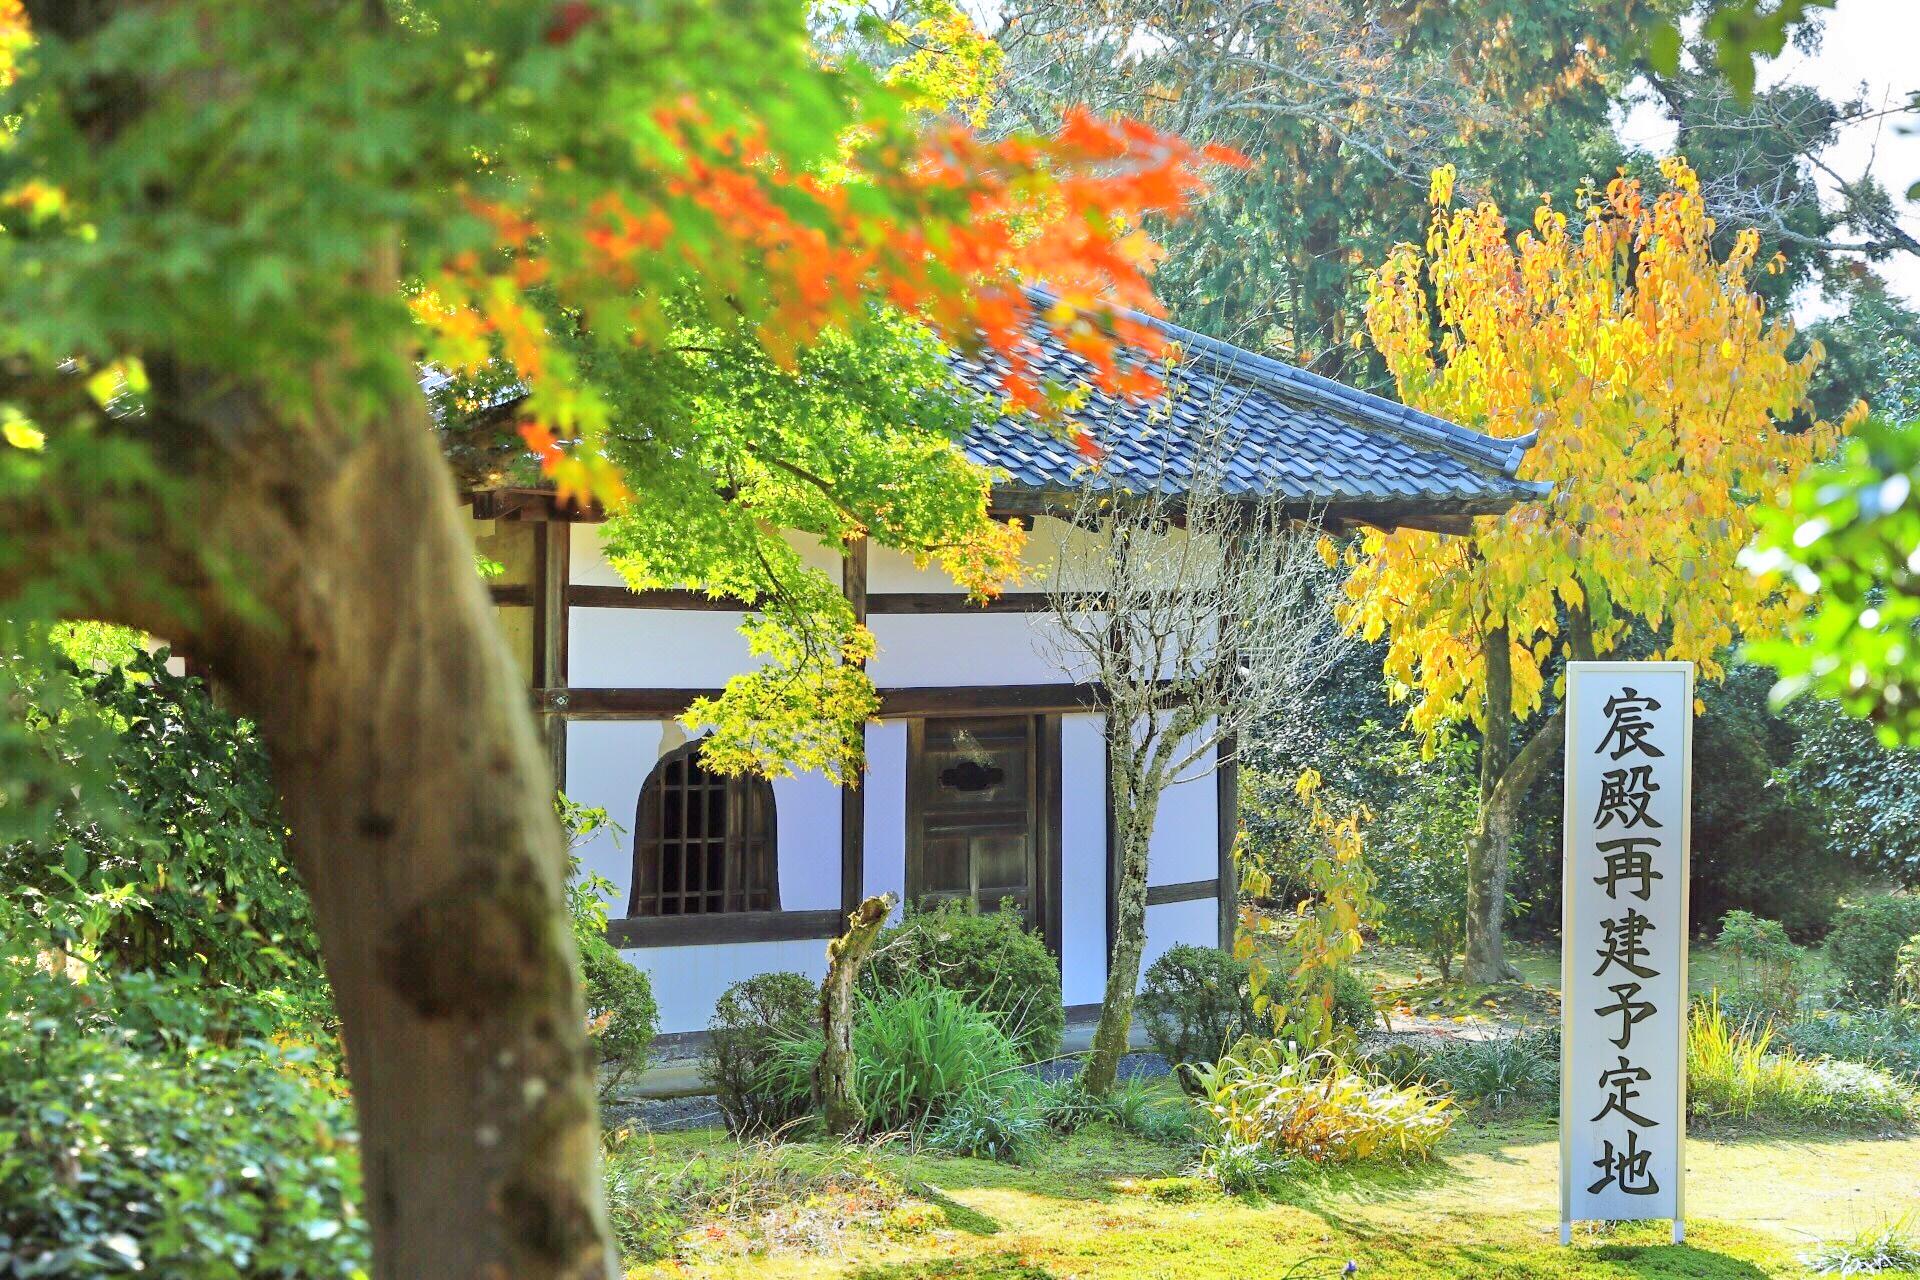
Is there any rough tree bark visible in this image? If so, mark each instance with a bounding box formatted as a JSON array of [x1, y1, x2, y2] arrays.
[[1461, 612, 1592, 983], [1083, 757, 1160, 1097], [819, 893, 894, 1136], [44, 370, 617, 1277]]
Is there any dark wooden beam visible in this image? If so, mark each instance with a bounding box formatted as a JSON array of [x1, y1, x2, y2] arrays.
[[1146, 878, 1222, 908], [551, 682, 1131, 720], [532, 522, 571, 788], [1216, 735, 1239, 951], [605, 908, 845, 949], [565, 585, 1093, 614], [841, 539, 868, 915], [489, 582, 533, 608]]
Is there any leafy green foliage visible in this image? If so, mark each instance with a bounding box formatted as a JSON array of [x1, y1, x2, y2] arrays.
[[0, 963, 366, 1279], [701, 971, 821, 1137], [768, 978, 1025, 1139], [559, 797, 658, 1097], [1781, 695, 1920, 889], [1193, 1038, 1453, 1186], [1364, 737, 1477, 981], [1687, 998, 1919, 1129], [1135, 945, 1256, 1087], [1778, 1007, 1920, 1084], [1330, 967, 1377, 1035], [1826, 895, 1920, 1002], [863, 899, 1063, 1063], [0, 648, 329, 1034], [1897, 936, 1920, 1012], [1716, 911, 1807, 1019], [1748, 418, 1920, 746]]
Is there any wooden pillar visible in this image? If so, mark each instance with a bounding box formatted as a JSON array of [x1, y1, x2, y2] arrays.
[[1216, 733, 1239, 951], [532, 520, 570, 790], [840, 537, 868, 915]]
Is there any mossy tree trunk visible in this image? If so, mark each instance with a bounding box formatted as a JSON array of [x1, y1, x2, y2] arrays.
[[819, 893, 893, 1136], [1082, 754, 1160, 1096], [41, 363, 617, 1278]]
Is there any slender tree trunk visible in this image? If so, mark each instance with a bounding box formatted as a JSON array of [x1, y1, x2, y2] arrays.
[[819, 894, 893, 1136], [171, 386, 615, 1278], [1464, 626, 1521, 983], [1463, 609, 1585, 985], [1084, 758, 1159, 1096]]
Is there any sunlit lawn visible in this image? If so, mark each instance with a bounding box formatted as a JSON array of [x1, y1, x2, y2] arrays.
[[626, 1116, 1920, 1278]]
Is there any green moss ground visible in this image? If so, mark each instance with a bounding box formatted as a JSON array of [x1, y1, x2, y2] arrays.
[[627, 1117, 1920, 1279]]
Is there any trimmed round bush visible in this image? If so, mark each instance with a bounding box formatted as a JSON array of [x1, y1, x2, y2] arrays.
[[1137, 944, 1256, 1084], [1827, 894, 1920, 1001], [582, 932, 659, 1096], [701, 971, 818, 1135], [862, 900, 1063, 1062], [1332, 966, 1377, 1033]]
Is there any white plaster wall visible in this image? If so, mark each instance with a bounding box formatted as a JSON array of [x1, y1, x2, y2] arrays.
[[569, 608, 756, 688], [1146, 724, 1220, 890], [868, 612, 1095, 687], [1060, 712, 1109, 1006], [773, 770, 843, 913], [564, 719, 840, 913], [862, 720, 909, 925], [624, 939, 833, 1033], [572, 523, 841, 588], [566, 719, 669, 907], [1143, 898, 1220, 976]]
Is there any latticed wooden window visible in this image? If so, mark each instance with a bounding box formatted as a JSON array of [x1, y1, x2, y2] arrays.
[[627, 741, 778, 917]]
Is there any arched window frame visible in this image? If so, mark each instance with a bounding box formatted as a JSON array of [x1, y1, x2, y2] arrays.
[[627, 739, 779, 918]]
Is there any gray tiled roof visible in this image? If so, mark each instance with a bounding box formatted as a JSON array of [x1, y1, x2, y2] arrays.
[[952, 287, 1550, 522]]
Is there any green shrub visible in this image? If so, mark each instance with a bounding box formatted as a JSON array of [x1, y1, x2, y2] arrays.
[[1366, 737, 1478, 980], [1687, 998, 1919, 1128], [1778, 1007, 1920, 1083], [1137, 944, 1256, 1085], [1332, 966, 1377, 1033], [562, 796, 660, 1097], [702, 971, 819, 1135], [768, 978, 1024, 1138], [1422, 1033, 1558, 1113], [1896, 934, 1920, 1010], [1192, 1038, 1453, 1187], [581, 934, 659, 1096], [0, 970, 365, 1279], [863, 901, 1063, 1062], [0, 652, 328, 1014], [1827, 894, 1920, 1001], [1716, 910, 1807, 1018]]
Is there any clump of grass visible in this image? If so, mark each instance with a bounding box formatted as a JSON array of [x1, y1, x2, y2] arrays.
[[926, 1087, 1049, 1162], [1687, 998, 1919, 1129], [1422, 1033, 1557, 1114], [600, 1128, 929, 1264], [1033, 1075, 1200, 1145], [1192, 1038, 1453, 1191], [766, 976, 1027, 1139], [1802, 1214, 1920, 1275]]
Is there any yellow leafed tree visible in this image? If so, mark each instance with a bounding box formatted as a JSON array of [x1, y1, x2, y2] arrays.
[[1340, 158, 1856, 982]]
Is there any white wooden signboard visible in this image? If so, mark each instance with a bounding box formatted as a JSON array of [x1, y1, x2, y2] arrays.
[[1560, 661, 1693, 1244]]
